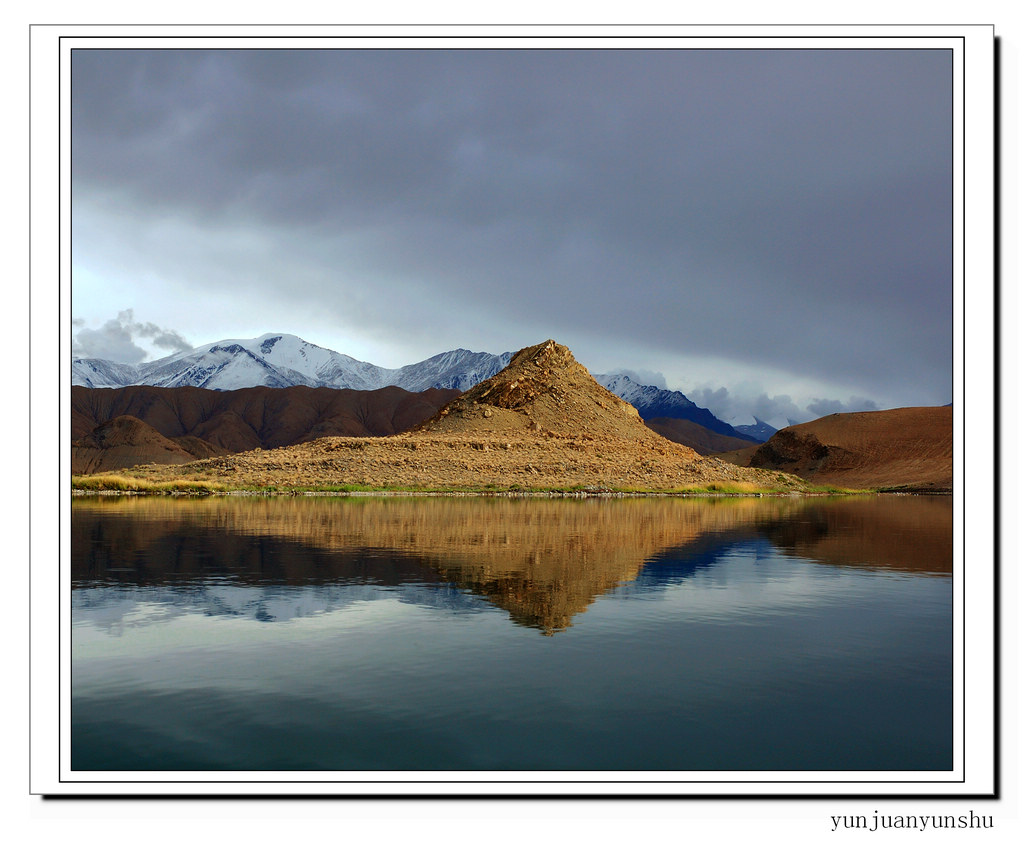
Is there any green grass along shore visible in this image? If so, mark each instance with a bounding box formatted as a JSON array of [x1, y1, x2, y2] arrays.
[[71, 473, 865, 496]]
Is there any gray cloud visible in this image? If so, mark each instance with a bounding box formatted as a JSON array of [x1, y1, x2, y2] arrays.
[[73, 314, 147, 363], [72, 309, 191, 362], [689, 386, 808, 429], [129, 314, 193, 354], [686, 386, 884, 429], [71, 47, 953, 409], [806, 396, 880, 418]]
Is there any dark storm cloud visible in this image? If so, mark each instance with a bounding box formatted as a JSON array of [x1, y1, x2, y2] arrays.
[[72, 47, 953, 406]]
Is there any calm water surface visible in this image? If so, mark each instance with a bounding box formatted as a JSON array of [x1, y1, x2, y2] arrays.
[[71, 494, 953, 772]]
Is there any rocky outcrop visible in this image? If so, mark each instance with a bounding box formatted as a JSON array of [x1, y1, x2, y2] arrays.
[[417, 340, 680, 448]]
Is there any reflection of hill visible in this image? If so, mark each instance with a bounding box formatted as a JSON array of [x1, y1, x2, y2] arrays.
[[72, 496, 798, 634], [72, 494, 950, 634], [753, 495, 952, 574]]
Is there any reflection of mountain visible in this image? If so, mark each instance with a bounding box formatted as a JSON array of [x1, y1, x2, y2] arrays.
[[73, 496, 796, 634], [631, 536, 772, 590], [72, 494, 951, 634], [753, 495, 953, 575]]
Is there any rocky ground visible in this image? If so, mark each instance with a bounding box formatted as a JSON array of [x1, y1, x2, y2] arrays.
[[127, 428, 798, 491]]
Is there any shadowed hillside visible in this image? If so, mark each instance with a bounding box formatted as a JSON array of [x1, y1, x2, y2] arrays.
[[72, 416, 229, 474], [73, 360, 783, 470], [717, 406, 953, 491], [646, 417, 760, 455], [72, 384, 459, 472]]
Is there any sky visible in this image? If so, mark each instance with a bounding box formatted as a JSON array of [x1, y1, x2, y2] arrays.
[[70, 47, 953, 427]]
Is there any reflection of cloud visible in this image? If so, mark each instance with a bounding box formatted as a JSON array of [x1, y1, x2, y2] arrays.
[[71, 495, 950, 641], [72, 582, 483, 636]]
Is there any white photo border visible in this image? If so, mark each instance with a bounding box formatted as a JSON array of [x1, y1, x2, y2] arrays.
[[30, 23, 996, 797]]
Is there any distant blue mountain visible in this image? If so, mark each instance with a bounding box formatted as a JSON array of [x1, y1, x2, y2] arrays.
[[593, 373, 758, 442], [733, 417, 777, 443]]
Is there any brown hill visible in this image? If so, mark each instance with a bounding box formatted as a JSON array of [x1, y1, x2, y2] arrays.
[[124, 341, 805, 493], [417, 340, 680, 446], [72, 415, 229, 474], [71, 384, 459, 471], [646, 417, 760, 455], [718, 406, 953, 491]]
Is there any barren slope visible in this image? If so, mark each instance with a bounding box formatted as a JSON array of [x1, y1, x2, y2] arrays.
[[72, 415, 229, 474], [719, 406, 953, 491], [71, 384, 459, 471], [646, 417, 760, 455]]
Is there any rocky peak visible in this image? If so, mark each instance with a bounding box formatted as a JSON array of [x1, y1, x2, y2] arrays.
[[417, 340, 670, 443]]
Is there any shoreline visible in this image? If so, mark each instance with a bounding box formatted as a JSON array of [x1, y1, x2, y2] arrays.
[[70, 486, 907, 499]]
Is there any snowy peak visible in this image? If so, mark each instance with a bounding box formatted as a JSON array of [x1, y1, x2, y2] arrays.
[[71, 359, 143, 389], [71, 333, 510, 393], [394, 349, 512, 392], [593, 373, 697, 416]]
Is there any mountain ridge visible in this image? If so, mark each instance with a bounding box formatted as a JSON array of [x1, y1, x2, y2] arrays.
[[72, 332, 759, 441], [120, 340, 799, 493]]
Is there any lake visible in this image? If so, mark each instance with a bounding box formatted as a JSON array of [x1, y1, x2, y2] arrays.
[[71, 494, 953, 773]]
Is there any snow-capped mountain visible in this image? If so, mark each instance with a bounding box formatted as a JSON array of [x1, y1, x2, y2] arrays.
[[72, 334, 511, 393], [593, 373, 757, 441], [71, 358, 147, 389], [72, 333, 752, 440], [390, 349, 513, 392], [593, 373, 701, 420]]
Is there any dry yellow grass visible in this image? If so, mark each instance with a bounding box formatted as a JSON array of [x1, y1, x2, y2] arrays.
[[71, 474, 225, 493]]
